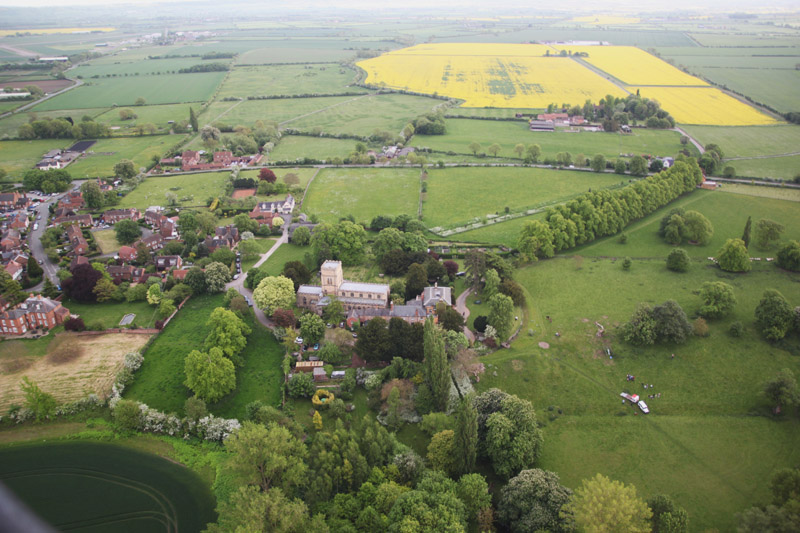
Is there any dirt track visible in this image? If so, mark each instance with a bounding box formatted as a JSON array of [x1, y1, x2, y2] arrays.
[[0, 333, 152, 411]]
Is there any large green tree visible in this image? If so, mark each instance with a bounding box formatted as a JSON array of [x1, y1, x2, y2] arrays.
[[484, 394, 543, 479], [776, 240, 800, 272], [453, 395, 478, 476], [489, 293, 514, 341], [204, 261, 231, 293], [310, 220, 367, 266], [184, 347, 236, 403], [299, 313, 325, 345], [404, 262, 428, 301], [754, 219, 784, 249], [763, 368, 799, 413], [424, 317, 451, 412], [205, 307, 252, 364], [648, 494, 689, 533], [80, 180, 104, 209], [20, 377, 57, 422], [498, 468, 574, 533], [666, 248, 690, 272], [253, 275, 295, 315], [114, 219, 141, 245], [698, 281, 736, 319], [718, 238, 751, 273], [565, 473, 652, 533], [682, 210, 713, 245], [114, 159, 136, 180], [206, 485, 316, 533], [755, 289, 795, 341]]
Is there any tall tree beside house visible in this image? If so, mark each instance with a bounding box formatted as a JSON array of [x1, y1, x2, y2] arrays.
[[114, 219, 141, 245], [80, 180, 103, 209], [189, 106, 199, 133], [464, 250, 486, 292], [423, 317, 451, 412]]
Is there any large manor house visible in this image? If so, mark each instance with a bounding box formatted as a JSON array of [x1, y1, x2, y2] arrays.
[[297, 260, 452, 326]]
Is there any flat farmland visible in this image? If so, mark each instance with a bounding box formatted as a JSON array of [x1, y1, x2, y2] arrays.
[[683, 66, 800, 113], [682, 124, 800, 158], [423, 167, 627, 229], [0, 139, 69, 177], [71, 56, 207, 78], [94, 103, 195, 131], [240, 166, 317, 189], [0, 107, 109, 139], [218, 64, 367, 98], [285, 93, 441, 135], [443, 213, 545, 246], [434, 28, 696, 48], [268, 135, 357, 161], [236, 38, 397, 64], [33, 72, 226, 110], [726, 155, 800, 180], [633, 87, 778, 126], [718, 183, 800, 202], [117, 172, 228, 209], [412, 119, 693, 160], [66, 135, 184, 178], [0, 332, 152, 411], [200, 97, 356, 128], [358, 43, 626, 108], [303, 167, 420, 222]]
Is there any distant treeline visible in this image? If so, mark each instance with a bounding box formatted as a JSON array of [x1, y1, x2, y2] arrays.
[[178, 62, 229, 74]]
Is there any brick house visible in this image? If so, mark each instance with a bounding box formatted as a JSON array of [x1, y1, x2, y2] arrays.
[[0, 295, 70, 335], [172, 269, 188, 281], [204, 225, 239, 251], [6, 212, 29, 231], [0, 192, 24, 211], [137, 234, 164, 251], [102, 208, 141, 224], [65, 224, 89, 256], [54, 214, 93, 227], [0, 230, 22, 252], [156, 255, 182, 271], [118, 245, 137, 262], [70, 256, 89, 270], [107, 265, 147, 283], [160, 217, 178, 239], [250, 195, 295, 220], [4, 259, 23, 281], [58, 191, 84, 211], [145, 208, 164, 227]]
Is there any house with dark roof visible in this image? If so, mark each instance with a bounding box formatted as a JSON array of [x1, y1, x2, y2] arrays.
[[250, 195, 295, 220], [137, 234, 164, 251], [54, 214, 93, 227], [64, 224, 89, 256], [0, 230, 22, 252], [102, 208, 141, 224], [0, 192, 26, 211], [107, 265, 147, 283], [69, 256, 89, 270], [6, 212, 29, 231], [0, 295, 70, 335], [58, 191, 84, 211], [204, 225, 239, 251], [156, 255, 182, 271]]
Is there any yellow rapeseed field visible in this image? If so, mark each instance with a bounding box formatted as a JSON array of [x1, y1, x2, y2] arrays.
[[357, 44, 626, 108], [631, 87, 779, 126], [551, 45, 707, 86]]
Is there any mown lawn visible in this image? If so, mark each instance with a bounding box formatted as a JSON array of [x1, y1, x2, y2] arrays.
[[268, 136, 358, 162], [682, 124, 800, 158], [91, 229, 121, 254], [253, 243, 308, 277], [116, 171, 227, 210], [66, 135, 186, 179], [241, 238, 276, 272], [412, 119, 696, 161], [423, 167, 628, 229], [475, 255, 800, 532], [199, 97, 356, 129], [0, 139, 70, 178], [303, 167, 420, 223], [0, 107, 109, 139], [726, 155, 800, 181], [94, 103, 195, 134], [62, 298, 157, 330], [124, 294, 284, 418], [239, 166, 317, 190]]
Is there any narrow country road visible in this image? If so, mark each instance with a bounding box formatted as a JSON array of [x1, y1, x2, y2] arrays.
[[454, 287, 476, 343]]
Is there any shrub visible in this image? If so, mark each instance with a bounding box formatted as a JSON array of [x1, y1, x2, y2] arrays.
[[338, 368, 356, 400], [64, 317, 86, 331], [729, 321, 744, 337], [312, 389, 335, 409], [288, 372, 315, 398], [622, 257, 632, 270], [113, 399, 142, 431], [618, 232, 628, 244], [473, 315, 488, 333], [666, 248, 690, 272], [693, 317, 709, 337]]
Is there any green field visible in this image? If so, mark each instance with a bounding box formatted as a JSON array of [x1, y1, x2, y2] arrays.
[[62, 298, 157, 329], [254, 243, 308, 277], [268, 135, 358, 161], [475, 253, 800, 531], [72, 56, 208, 78], [66, 135, 184, 178], [682, 124, 800, 158], [92, 229, 122, 254], [0, 139, 69, 177], [117, 171, 227, 210], [0, 441, 216, 532], [443, 213, 545, 247], [718, 183, 800, 202], [124, 294, 283, 418], [579, 188, 800, 259], [690, 66, 800, 113], [199, 96, 357, 129], [218, 64, 367, 98], [445, 109, 540, 119], [303, 167, 420, 223], [33, 73, 226, 110], [94, 103, 195, 133], [240, 238, 276, 272], [0, 107, 110, 139], [239, 166, 317, 189], [412, 119, 695, 161], [726, 155, 800, 180], [286, 93, 441, 135], [423, 167, 629, 229]]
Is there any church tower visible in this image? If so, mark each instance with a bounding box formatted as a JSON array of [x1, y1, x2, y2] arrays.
[[320, 260, 343, 296]]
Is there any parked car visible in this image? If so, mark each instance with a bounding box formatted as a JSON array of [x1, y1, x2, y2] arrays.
[[637, 400, 650, 414], [313, 344, 319, 350], [233, 273, 240, 280], [33, 223, 39, 231], [294, 337, 303, 345], [38, 259, 43, 265]]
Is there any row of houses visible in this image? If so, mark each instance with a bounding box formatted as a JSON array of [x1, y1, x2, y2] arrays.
[[160, 150, 263, 172], [1, 192, 34, 281]]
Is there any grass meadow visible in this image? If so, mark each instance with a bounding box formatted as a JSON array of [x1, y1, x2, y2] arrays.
[[124, 294, 284, 418], [303, 168, 421, 223], [686, 67, 800, 112], [285, 93, 440, 135], [0, 107, 110, 139], [475, 253, 800, 531], [61, 298, 157, 329], [71, 57, 207, 78], [240, 238, 276, 272], [0, 139, 69, 177], [682, 124, 800, 158], [91, 229, 122, 254], [240, 166, 318, 189], [268, 136, 358, 161], [442, 213, 546, 246], [33, 73, 226, 110], [579, 188, 800, 259], [66, 135, 184, 178], [199, 97, 357, 129], [218, 64, 367, 98], [726, 156, 800, 180], [412, 119, 695, 161], [117, 171, 228, 209], [422, 167, 628, 229], [95, 103, 195, 133], [254, 243, 308, 277]]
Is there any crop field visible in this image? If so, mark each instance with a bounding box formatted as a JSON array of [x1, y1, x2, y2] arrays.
[[434, 28, 696, 47], [0, 442, 215, 533], [682, 124, 800, 158], [688, 33, 800, 47], [726, 155, 800, 180], [234, 38, 397, 64], [71, 56, 208, 78], [0, 27, 115, 37], [117, 171, 228, 210], [477, 254, 800, 531], [33, 72, 226, 110], [552, 45, 707, 86], [285, 93, 441, 135], [683, 66, 800, 113], [268, 135, 358, 161], [422, 167, 627, 229], [632, 87, 779, 126], [66, 135, 183, 178], [412, 118, 693, 160], [303, 167, 420, 223], [579, 188, 800, 259], [358, 43, 626, 108], [719, 183, 800, 202], [199, 96, 357, 129], [218, 64, 367, 98], [0, 107, 109, 139], [0, 332, 152, 411], [0, 139, 69, 177]]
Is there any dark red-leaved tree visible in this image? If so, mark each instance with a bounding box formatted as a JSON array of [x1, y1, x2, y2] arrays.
[[259, 168, 277, 183], [443, 260, 459, 278], [272, 308, 296, 328], [63, 263, 102, 302]]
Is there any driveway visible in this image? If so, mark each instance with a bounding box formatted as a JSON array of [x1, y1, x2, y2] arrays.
[[455, 287, 476, 342]]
